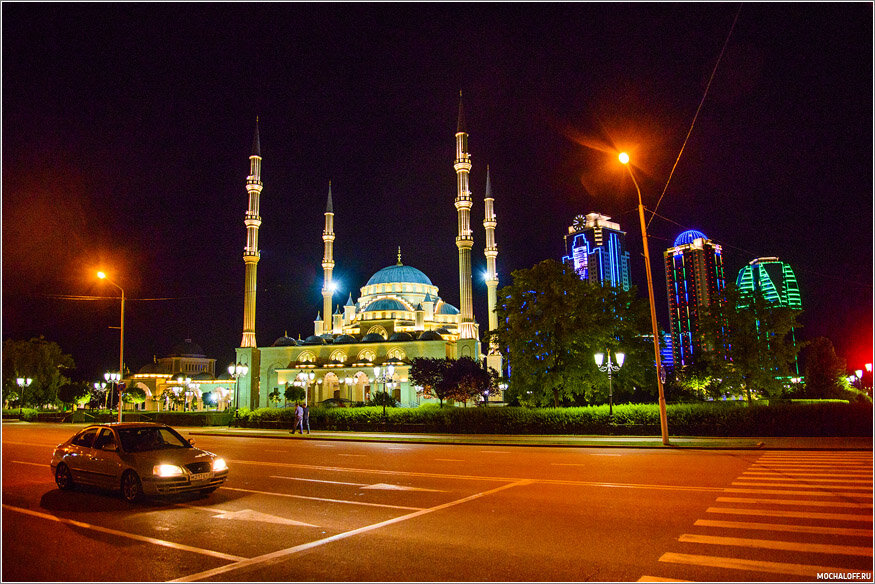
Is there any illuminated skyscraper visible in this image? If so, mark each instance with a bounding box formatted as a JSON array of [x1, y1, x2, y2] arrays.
[[736, 257, 801, 310], [562, 213, 631, 290], [663, 229, 727, 368], [736, 257, 802, 374]]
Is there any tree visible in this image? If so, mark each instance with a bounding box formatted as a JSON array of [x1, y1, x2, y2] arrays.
[[268, 388, 282, 407], [493, 259, 652, 407], [410, 357, 454, 407], [369, 390, 397, 416], [697, 284, 803, 401], [57, 382, 90, 410], [2, 337, 75, 408], [446, 357, 496, 406], [124, 386, 147, 406], [800, 337, 847, 399], [284, 384, 306, 406]]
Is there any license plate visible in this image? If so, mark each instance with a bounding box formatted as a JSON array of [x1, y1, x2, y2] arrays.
[[190, 472, 211, 482]]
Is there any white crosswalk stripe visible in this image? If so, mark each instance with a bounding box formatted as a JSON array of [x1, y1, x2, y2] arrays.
[[640, 451, 874, 581]]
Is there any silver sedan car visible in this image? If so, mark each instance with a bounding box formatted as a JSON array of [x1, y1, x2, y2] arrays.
[[50, 422, 229, 503]]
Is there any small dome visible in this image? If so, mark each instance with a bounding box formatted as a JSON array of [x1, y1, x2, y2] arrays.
[[362, 332, 385, 343], [272, 336, 298, 347], [435, 327, 451, 334], [438, 303, 460, 315], [364, 298, 408, 312], [418, 330, 443, 341], [674, 229, 708, 247], [192, 372, 213, 381], [137, 362, 168, 375], [303, 335, 327, 345], [366, 264, 433, 286], [333, 334, 358, 344], [320, 333, 335, 342], [389, 332, 414, 342], [168, 339, 205, 357]]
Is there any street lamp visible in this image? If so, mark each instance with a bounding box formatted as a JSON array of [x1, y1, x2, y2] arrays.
[[619, 152, 670, 445], [16, 377, 32, 418], [345, 377, 354, 404], [595, 349, 624, 419], [104, 371, 120, 418], [97, 271, 125, 423], [228, 362, 249, 419], [374, 365, 395, 397]]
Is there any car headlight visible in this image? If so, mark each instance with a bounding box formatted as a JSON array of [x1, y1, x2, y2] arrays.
[[212, 458, 228, 472], [153, 464, 185, 477]]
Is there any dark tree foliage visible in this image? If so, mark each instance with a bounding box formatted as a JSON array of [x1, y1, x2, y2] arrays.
[[57, 382, 90, 408], [2, 337, 75, 408], [695, 284, 803, 400], [445, 356, 497, 406], [284, 384, 306, 405], [123, 385, 147, 405], [368, 390, 398, 415], [409, 357, 454, 407], [493, 259, 653, 407], [799, 337, 851, 400]]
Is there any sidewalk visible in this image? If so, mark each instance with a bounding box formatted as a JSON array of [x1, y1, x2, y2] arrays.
[[186, 427, 874, 450]]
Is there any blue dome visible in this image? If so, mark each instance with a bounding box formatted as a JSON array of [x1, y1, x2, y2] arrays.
[[362, 333, 385, 343], [438, 303, 460, 315], [389, 332, 414, 342], [418, 330, 443, 341], [366, 264, 433, 286], [364, 298, 408, 312], [674, 229, 708, 247]]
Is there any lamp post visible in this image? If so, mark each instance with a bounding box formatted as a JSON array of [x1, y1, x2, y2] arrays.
[[104, 371, 120, 420], [345, 377, 354, 404], [619, 152, 670, 445], [228, 362, 248, 423], [16, 377, 32, 418], [93, 381, 106, 411], [373, 365, 395, 397], [97, 271, 125, 423], [595, 349, 624, 419]]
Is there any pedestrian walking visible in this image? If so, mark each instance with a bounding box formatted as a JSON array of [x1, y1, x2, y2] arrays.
[[302, 403, 310, 434], [291, 402, 304, 434]]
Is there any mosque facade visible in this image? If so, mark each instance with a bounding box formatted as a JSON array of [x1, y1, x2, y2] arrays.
[[233, 97, 501, 408]]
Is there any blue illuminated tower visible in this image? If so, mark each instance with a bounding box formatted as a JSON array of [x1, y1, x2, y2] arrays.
[[562, 213, 631, 290], [663, 229, 727, 368]]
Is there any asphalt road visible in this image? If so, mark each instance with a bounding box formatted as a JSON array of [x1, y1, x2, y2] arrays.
[[2, 424, 872, 582]]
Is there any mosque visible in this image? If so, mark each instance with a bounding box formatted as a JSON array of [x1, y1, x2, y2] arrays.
[[233, 97, 502, 408]]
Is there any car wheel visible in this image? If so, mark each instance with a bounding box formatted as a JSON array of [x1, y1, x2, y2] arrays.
[[55, 463, 75, 490], [121, 470, 144, 503]]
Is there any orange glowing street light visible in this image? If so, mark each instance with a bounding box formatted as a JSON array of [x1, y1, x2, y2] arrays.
[[97, 271, 125, 423], [619, 152, 670, 445]]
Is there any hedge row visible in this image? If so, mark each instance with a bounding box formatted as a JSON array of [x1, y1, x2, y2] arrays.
[[235, 402, 873, 437]]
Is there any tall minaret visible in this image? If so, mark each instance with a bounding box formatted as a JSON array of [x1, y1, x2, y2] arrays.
[[483, 165, 499, 335], [241, 118, 262, 348], [320, 181, 335, 334], [454, 92, 477, 340]]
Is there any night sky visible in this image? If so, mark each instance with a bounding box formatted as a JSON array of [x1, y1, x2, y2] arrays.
[[3, 3, 873, 383]]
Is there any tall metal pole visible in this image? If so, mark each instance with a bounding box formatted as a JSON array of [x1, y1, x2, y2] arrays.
[[118, 288, 125, 423], [623, 160, 670, 445]]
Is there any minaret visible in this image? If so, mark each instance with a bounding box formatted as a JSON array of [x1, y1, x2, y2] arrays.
[[483, 166, 499, 336], [241, 118, 262, 348], [454, 92, 477, 340], [321, 181, 335, 334]]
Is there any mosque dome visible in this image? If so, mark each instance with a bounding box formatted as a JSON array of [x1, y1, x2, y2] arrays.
[[674, 229, 708, 247], [417, 330, 443, 341], [366, 264, 433, 287], [168, 339, 205, 357], [437, 303, 460, 315], [364, 298, 408, 312], [272, 336, 298, 347], [303, 335, 327, 345], [137, 362, 168, 375], [333, 334, 358, 344], [389, 332, 414, 342], [362, 332, 386, 343]]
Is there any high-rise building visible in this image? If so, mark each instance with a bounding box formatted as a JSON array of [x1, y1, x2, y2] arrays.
[[736, 257, 802, 374], [562, 213, 631, 290], [736, 257, 802, 310], [663, 229, 727, 369]]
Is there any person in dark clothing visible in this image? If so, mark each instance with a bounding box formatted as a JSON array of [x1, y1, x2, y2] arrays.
[[302, 403, 310, 434]]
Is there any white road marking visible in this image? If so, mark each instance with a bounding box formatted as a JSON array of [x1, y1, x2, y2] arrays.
[[170, 479, 532, 582], [385, 446, 410, 450], [695, 518, 872, 537], [362, 483, 443, 492], [659, 552, 857, 577], [479, 450, 511, 454], [637, 577, 690, 582], [678, 533, 873, 557], [2, 504, 246, 562], [10, 460, 47, 467], [271, 476, 366, 486], [725, 487, 872, 498], [716, 496, 872, 508], [336, 453, 366, 457], [706, 506, 873, 522], [737, 475, 872, 484], [743, 471, 871, 477], [731, 481, 871, 490], [434, 458, 464, 462], [220, 486, 424, 510]]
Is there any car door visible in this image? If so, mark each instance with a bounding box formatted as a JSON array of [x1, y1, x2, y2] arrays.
[[66, 428, 99, 484], [90, 428, 124, 489]]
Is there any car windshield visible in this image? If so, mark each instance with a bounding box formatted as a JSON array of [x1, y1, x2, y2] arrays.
[[116, 427, 191, 453]]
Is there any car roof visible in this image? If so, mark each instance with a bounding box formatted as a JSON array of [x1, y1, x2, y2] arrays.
[[83, 422, 170, 430]]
